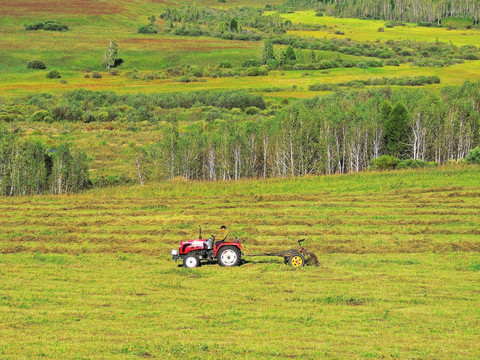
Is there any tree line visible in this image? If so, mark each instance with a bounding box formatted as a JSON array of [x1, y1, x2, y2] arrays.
[[0, 127, 90, 196], [137, 82, 480, 181]]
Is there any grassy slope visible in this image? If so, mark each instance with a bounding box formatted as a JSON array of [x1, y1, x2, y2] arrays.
[[1, 166, 479, 359], [1, 5, 480, 97]]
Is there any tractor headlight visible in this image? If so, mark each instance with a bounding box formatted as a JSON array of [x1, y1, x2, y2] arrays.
[[171, 250, 178, 256]]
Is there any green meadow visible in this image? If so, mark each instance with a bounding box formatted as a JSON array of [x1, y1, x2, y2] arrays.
[[1, 2, 480, 97]]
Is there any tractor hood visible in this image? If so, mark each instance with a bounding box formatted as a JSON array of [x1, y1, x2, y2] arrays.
[[178, 239, 207, 254]]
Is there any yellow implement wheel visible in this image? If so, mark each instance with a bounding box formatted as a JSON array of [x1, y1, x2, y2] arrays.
[[288, 253, 305, 267]]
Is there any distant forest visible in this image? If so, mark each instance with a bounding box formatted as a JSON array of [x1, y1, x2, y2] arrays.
[[137, 82, 480, 182], [285, 0, 480, 24]]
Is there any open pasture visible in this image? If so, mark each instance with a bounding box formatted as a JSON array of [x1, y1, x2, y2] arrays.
[[1, 167, 479, 359], [2, 3, 480, 97]]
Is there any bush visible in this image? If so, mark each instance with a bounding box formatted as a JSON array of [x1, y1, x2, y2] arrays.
[[30, 110, 49, 122], [397, 159, 437, 169], [24, 21, 44, 30], [43, 21, 68, 31], [385, 59, 400, 66], [138, 25, 158, 34], [378, 27, 385, 32], [219, 61, 232, 69], [246, 66, 268, 76], [25, 20, 68, 31], [27, 60, 46, 69], [245, 106, 260, 115], [466, 146, 480, 164], [371, 155, 399, 170], [242, 59, 261, 68], [46, 70, 61, 79], [92, 72, 102, 79], [418, 21, 433, 27]]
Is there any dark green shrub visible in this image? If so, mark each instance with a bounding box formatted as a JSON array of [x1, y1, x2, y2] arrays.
[[246, 66, 268, 76], [242, 59, 261, 68], [43, 21, 68, 31], [245, 106, 260, 115], [385, 59, 400, 66], [398, 159, 437, 169], [418, 21, 433, 27], [92, 72, 102, 79], [219, 61, 232, 68], [378, 27, 385, 32], [371, 155, 400, 170], [138, 25, 158, 34], [25, 20, 68, 31], [46, 70, 61, 79], [466, 146, 480, 164], [462, 53, 480, 60], [30, 110, 49, 122], [27, 60, 46, 69], [24, 21, 44, 30]]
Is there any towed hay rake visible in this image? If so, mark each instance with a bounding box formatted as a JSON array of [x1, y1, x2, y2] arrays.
[[246, 239, 320, 267]]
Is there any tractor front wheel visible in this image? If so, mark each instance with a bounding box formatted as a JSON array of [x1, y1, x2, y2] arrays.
[[183, 254, 200, 268], [288, 253, 305, 268], [217, 246, 241, 267]]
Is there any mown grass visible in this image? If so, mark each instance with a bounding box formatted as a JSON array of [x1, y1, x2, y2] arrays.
[[1, 167, 479, 359]]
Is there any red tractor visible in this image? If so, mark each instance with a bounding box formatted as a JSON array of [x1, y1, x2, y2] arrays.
[[171, 227, 242, 268]]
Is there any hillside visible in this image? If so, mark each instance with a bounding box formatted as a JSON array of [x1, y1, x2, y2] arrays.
[[1, 0, 480, 97]]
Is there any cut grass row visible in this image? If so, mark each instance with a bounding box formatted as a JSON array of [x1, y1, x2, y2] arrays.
[[1, 166, 479, 256]]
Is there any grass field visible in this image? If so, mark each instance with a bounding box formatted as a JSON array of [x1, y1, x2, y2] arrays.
[[2, 4, 480, 97], [2, 2, 480, 359], [1, 166, 479, 359]]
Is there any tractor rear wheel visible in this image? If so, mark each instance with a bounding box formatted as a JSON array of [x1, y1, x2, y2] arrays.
[[183, 254, 200, 268], [288, 253, 305, 268], [217, 246, 241, 267]]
